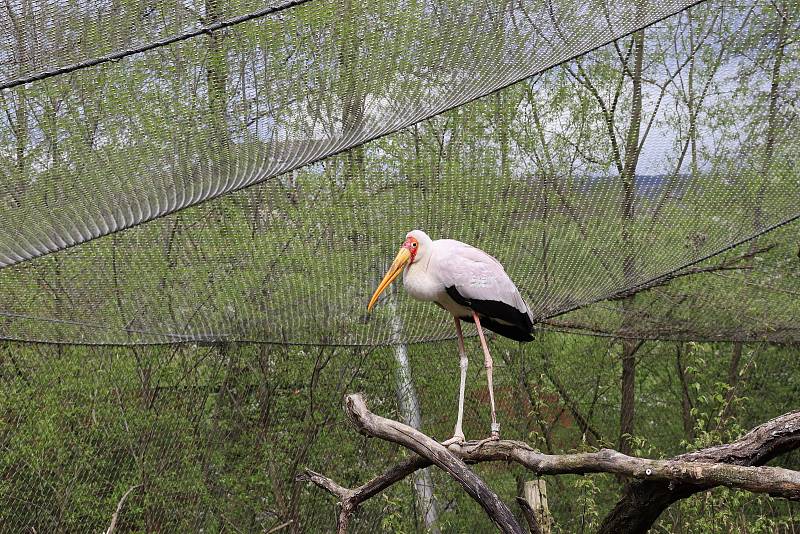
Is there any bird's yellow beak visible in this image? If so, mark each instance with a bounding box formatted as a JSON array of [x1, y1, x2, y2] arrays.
[[368, 247, 412, 311]]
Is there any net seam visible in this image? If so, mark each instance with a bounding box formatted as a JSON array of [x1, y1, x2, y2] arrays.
[[545, 212, 800, 321], [0, 0, 707, 272], [0, 0, 316, 91]]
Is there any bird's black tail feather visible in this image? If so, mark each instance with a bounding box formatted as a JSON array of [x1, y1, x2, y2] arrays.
[[462, 315, 535, 342]]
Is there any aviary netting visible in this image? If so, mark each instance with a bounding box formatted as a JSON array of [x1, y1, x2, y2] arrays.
[[1, 0, 799, 532], [1, 0, 797, 345]]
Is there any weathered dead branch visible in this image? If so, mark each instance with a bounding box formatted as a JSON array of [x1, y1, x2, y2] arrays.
[[299, 395, 800, 533], [299, 394, 527, 533], [106, 484, 140, 534], [516, 496, 543, 534], [599, 409, 800, 533]]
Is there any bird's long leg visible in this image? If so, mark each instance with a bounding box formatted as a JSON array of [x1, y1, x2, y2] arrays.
[[442, 317, 468, 446], [472, 312, 500, 440]]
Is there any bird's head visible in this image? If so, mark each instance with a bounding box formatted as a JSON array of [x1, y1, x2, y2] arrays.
[[367, 230, 431, 311]]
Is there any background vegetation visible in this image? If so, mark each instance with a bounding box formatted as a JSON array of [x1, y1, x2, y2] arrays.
[[0, 0, 798, 531]]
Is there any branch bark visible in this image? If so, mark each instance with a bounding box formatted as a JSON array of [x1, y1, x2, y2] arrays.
[[106, 484, 141, 534], [516, 496, 543, 534], [300, 395, 800, 533], [344, 394, 526, 534], [599, 409, 800, 533]]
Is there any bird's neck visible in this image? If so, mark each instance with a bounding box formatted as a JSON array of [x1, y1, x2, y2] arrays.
[[403, 260, 440, 302]]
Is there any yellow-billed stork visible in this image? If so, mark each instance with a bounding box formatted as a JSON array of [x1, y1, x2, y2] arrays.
[[368, 230, 534, 444]]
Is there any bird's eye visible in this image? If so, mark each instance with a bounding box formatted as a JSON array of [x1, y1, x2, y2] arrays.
[[412, 242, 418, 248]]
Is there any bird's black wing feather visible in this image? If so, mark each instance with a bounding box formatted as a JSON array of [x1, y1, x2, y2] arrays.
[[446, 286, 534, 342]]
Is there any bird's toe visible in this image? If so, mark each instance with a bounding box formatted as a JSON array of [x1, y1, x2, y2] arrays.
[[441, 434, 466, 447], [475, 433, 501, 449]]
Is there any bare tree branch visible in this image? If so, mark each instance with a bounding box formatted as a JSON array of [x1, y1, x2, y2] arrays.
[[301, 396, 800, 533], [106, 484, 141, 534], [541, 350, 605, 446], [608, 244, 776, 301], [516, 496, 543, 534], [599, 409, 800, 533], [344, 394, 526, 534], [298, 456, 430, 533]]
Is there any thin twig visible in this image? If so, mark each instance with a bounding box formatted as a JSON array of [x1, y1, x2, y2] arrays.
[[106, 484, 141, 534], [516, 496, 543, 534], [265, 520, 294, 533]]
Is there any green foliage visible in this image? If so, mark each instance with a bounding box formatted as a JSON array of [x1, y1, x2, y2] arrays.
[[0, 336, 799, 531], [0, 0, 799, 531]]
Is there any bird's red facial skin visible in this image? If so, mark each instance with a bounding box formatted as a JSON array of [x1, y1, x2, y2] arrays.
[[402, 237, 419, 263]]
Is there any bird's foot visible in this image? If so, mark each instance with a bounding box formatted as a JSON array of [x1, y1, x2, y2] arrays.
[[475, 433, 500, 449], [441, 433, 466, 447], [475, 424, 501, 448]]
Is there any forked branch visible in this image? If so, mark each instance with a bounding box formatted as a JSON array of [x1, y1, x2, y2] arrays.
[[300, 395, 800, 533]]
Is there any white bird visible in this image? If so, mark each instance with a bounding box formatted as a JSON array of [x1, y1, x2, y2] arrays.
[[368, 229, 534, 444]]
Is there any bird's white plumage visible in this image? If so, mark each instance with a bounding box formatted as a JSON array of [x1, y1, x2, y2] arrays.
[[401, 230, 532, 325], [372, 229, 533, 442]]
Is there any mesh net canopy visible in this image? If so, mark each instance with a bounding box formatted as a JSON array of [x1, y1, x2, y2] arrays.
[[1, 0, 798, 345], [1, 0, 800, 532]]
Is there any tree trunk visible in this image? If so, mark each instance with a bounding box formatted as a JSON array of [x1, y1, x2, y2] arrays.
[[753, 0, 789, 232], [618, 29, 645, 456], [339, 0, 366, 182], [388, 297, 441, 534], [720, 342, 743, 422], [675, 344, 696, 441], [205, 0, 229, 149], [619, 339, 638, 455], [723, 2, 789, 426]]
